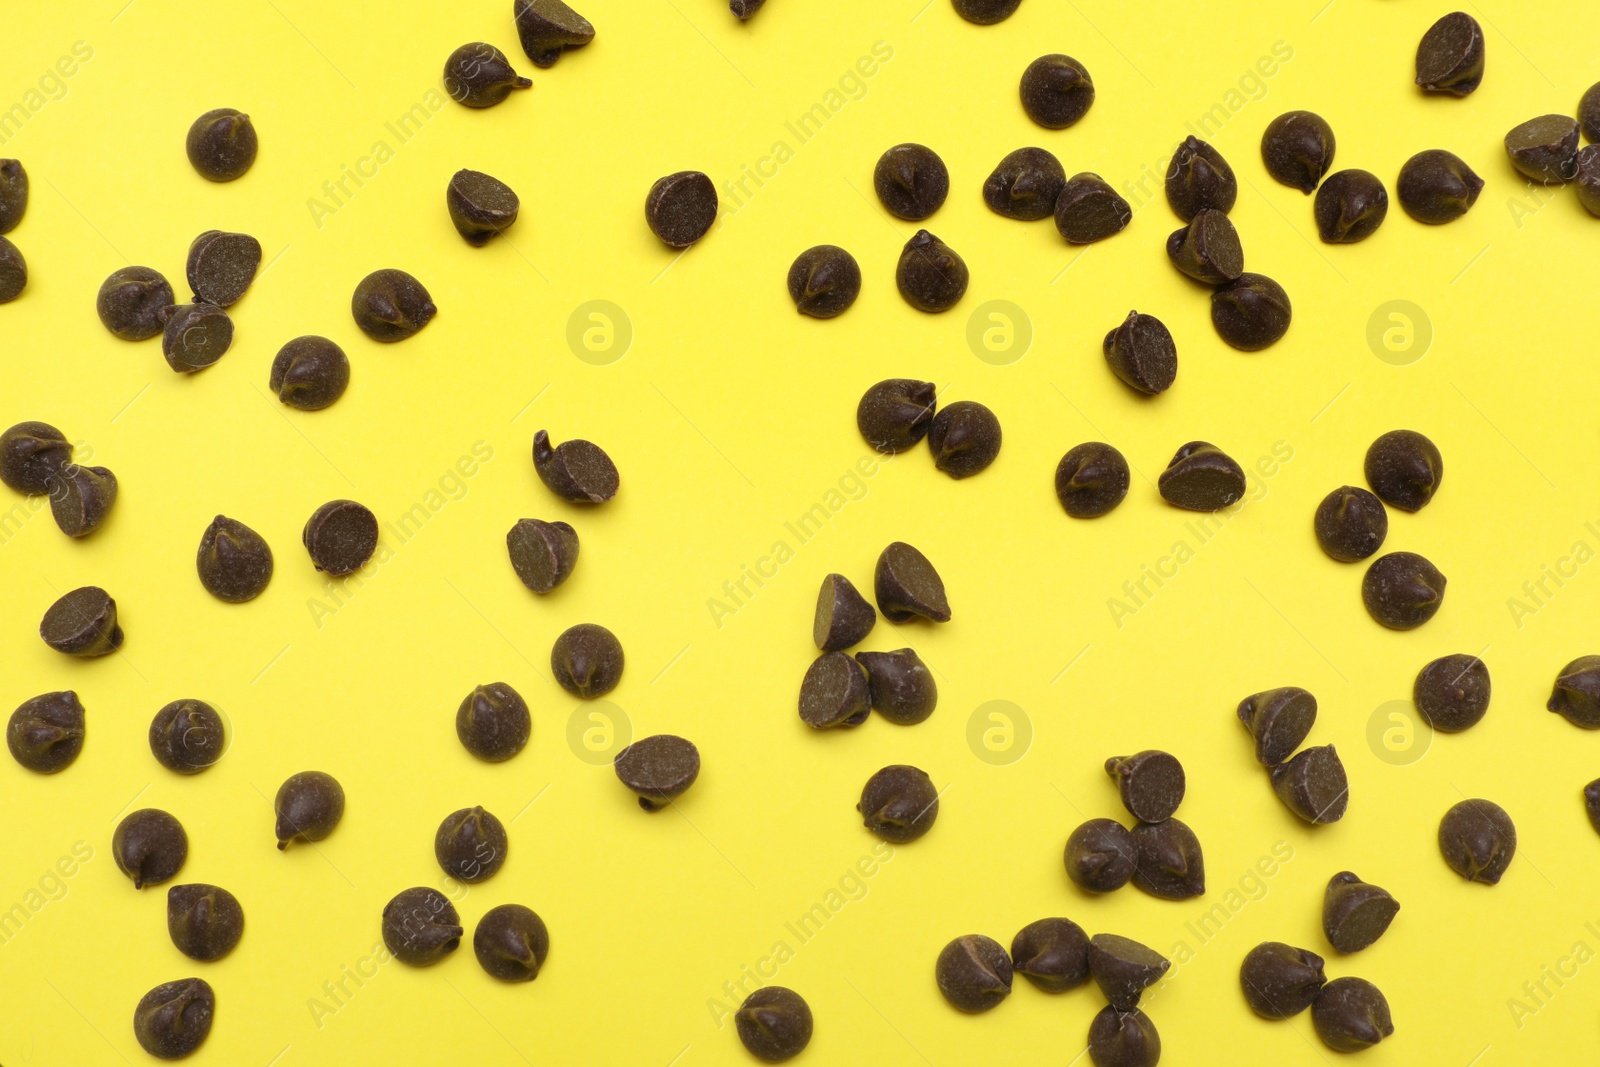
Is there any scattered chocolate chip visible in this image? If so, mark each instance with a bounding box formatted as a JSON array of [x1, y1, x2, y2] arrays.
[[97, 266, 174, 341], [302, 499, 378, 576], [1577, 146, 1600, 216], [351, 268, 435, 342], [1019, 54, 1094, 128], [645, 170, 718, 248], [186, 108, 256, 181], [1103, 310, 1177, 396], [1582, 81, 1600, 143], [274, 771, 345, 849], [799, 651, 870, 728], [1011, 918, 1090, 993], [0, 236, 22, 303], [1239, 941, 1325, 1018], [856, 648, 937, 725], [928, 399, 1001, 478], [1054, 172, 1132, 243], [1064, 818, 1137, 894], [196, 515, 274, 602], [735, 986, 812, 1062], [1322, 872, 1399, 953], [444, 42, 531, 107], [0, 420, 70, 493], [858, 764, 939, 842], [730, 0, 766, 18], [1364, 429, 1442, 511], [0, 158, 26, 234], [474, 903, 549, 982], [7, 691, 85, 774], [1269, 745, 1348, 824], [1414, 654, 1490, 732], [270, 336, 350, 410], [1106, 750, 1185, 823], [874, 143, 948, 220], [1314, 169, 1389, 243], [1312, 977, 1393, 1052], [1505, 114, 1580, 183], [48, 463, 117, 537], [936, 934, 1012, 1013], [1313, 485, 1387, 562], [983, 146, 1066, 220], [1167, 208, 1244, 283], [133, 977, 214, 1059], [1056, 442, 1130, 518], [1415, 11, 1484, 95], [1237, 687, 1317, 766], [1158, 441, 1245, 511], [514, 0, 594, 67], [857, 378, 936, 453], [1129, 818, 1205, 899], [114, 809, 187, 889], [149, 700, 226, 774], [1166, 136, 1236, 221], [613, 734, 700, 810], [1087, 1006, 1161, 1067], [186, 230, 261, 306], [160, 301, 234, 373], [1362, 551, 1446, 630], [551, 623, 624, 698], [787, 244, 861, 318], [1211, 272, 1292, 350], [1584, 778, 1600, 835], [814, 573, 876, 652], [1547, 656, 1600, 728], [382, 886, 463, 965], [447, 169, 519, 245], [875, 541, 950, 623], [40, 586, 122, 656], [533, 429, 619, 503], [1260, 111, 1336, 193], [896, 229, 968, 313], [167, 883, 244, 961], [457, 682, 532, 762], [507, 518, 579, 594], [1089, 933, 1170, 1010], [435, 806, 508, 883], [1397, 150, 1484, 223]]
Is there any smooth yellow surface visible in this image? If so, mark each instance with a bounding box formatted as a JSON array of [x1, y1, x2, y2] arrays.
[[2, 0, 1599, 1063]]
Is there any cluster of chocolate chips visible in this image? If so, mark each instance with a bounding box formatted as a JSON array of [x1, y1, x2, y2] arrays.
[[1064, 750, 1204, 901], [1237, 688, 1349, 825]]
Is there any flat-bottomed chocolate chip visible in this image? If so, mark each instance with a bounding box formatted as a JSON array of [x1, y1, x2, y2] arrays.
[[927, 399, 1000, 478], [1505, 115, 1580, 183], [160, 302, 234, 373], [857, 378, 936, 453], [133, 977, 215, 1059], [7, 691, 85, 773], [896, 229, 967, 312], [167, 883, 244, 961], [149, 700, 226, 774], [507, 518, 579, 593], [814, 573, 876, 651], [1011, 918, 1090, 993], [1056, 442, 1130, 518], [457, 682, 532, 761], [0, 159, 26, 233], [857, 764, 939, 842], [447, 169, 519, 245], [1129, 818, 1205, 899], [1314, 170, 1388, 243], [303, 499, 378, 575], [936, 934, 1012, 1013], [352, 268, 435, 342], [1167, 209, 1243, 283], [435, 806, 508, 883], [474, 903, 549, 982], [1322, 872, 1399, 953], [1158, 442, 1245, 511], [1364, 429, 1442, 511], [114, 809, 188, 888], [735, 986, 812, 1062], [48, 463, 117, 537], [1106, 750, 1185, 823], [1269, 744, 1348, 823], [1089, 933, 1170, 1010], [1548, 656, 1600, 728], [613, 733, 700, 810], [875, 541, 950, 622], [645, 171, 717, 247], [382, 886, 463, 965], [444, 43, 531, 107], [1416, 12, 1484, 95], [533, 429, 619, 503], [1237, 687, 1317, 766], [798, 651, 870, 728], [40, 586, 122, 656], [1166, 136, 1236, 220], [1414, 654, 1490, 731], [1054, 172, 1132, 243], [1261, 111, 1336, 192], [270, 336, 350, 410], [1064, 818, 1136, 893], [186, 230, 261, 306], [1, 420, 70, 493], [514, 0, 594, 67], [1439, 798, 1515, 883], [197, 515, 273, 602], [187, 108, 256, 181], [275, 771, 345, 849], [1087, 1006, 1160, 1067], [551, 623, 624, 697], [1362, 551, 1446, 629], [1211, 272, 1291, 350], [1019, 54, 1093, 128], [787, 244, 861, 318], [1103, 311, 1176, 395], [1397, 150, 1484, 223], [1314, 485, 1387, 562], [856, 648, 937, 724], [1311, 977, 1393, 1052], [983, 147, 1066, 220], [874, 144, 948, 220], [97, 266, 174, 340], [1239, 941, 1325, 1018]]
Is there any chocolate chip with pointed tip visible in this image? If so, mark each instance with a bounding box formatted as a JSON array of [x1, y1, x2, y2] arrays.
[[40, 585, 122, 656], [474, 903, 549, 982], [1054, 171, 1132, 243], [114, 809, 187, 889], [197, 515, 274, 602], [1158, 441, 1245, 511], [1270, 745, 1349, 824], [507, 518, 579, 594], [936, 934, 1012, 1012], [1087, 1005, 1161, 1067], [1089, 933, 1170, 1010], [874, 143, 948, 220], [813, 573, 876, 652], [457, 682, 532, 762], [1129, 818, 1205, 899], [856, 378, 936, 453], [302, 499, 378, 576], [551, 623, 624, 698], [435, 806, 508, 883], [1105, 750, 1185, 823], [1364, 429, 1442, 511], [167, 883, 244, 961], [858, 764, 938, 842], [1167, 208, 1244, 283], [533, 429, 619, 503], [47, 463, 117, 537], [1314, 169, 1388, 243], [97, 265, 174, 340], [983, 146, 1066, 220], [382, 886, 463, 965], [270, 336, 349, 410], [133, 977, 215, 1059], [1019, 53, 1094, 128], [1240, 941, 1325, 1018], [1547, 655, 1600, 728], [275, 771, 345, 849], [645, 170, 718, 247], [1011, 918, 1090, 993], [186, 107, 256, 181], [1362, 551, 1446, 630], [513, 0, 594, 66], [875, 541, 950, 623], [1322, 872, 1399, 953], [1166, 136, 1236, 221], [1260, 110, 1336, 193], [735, 986, 811, 1062], [1414, 654, 1490, 732], [798, 650, 870, 728], [927, 399, 1001, 478], [1314, 485, 1387, 562], [1439, 798, 1515, 884], [1103, 311, 1177, 395], [160, 302, 233, 373], [7, 690, 84, 773], [1056, 441, 1130, 518], [446, 168, 519, 245], [787, 244, 860, 318], [0, 236, 24, 302], [444, 42, 531, 107], [186, 230, 261, 306], [1064, 818, 1136, 893], [0, 158, 27, 234], [1312, 977, 1394, 1052], [1505, 114, 1580, 183], [856, 648, 937, 725], [1415, 11, 1483, 95], [895, 229, 968, 312], [149, 700, 226, 774], [614, 733, 699, 810], [1211, 271, 1291, 350], [1237, 687, 1317, 766], [351, 268, 435, 342], [1, 420, 70, 493], [1397, 150, 1484, 223]]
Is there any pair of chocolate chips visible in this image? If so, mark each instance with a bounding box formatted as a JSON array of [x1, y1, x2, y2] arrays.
[[0, 159, 26, 302], [381, 888, 550, 981], [1240, 943, 1394, 1052], [0, 421, 117, 537], [1237, 687, 1349, 824], [855, 379, 1001, 478], [981, 146, 1132, 245]]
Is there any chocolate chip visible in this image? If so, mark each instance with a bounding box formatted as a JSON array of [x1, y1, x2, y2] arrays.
[[1506, 114, 1580, 183], [1547, 656, 1600, 728], [952, 0, 1021, 21], [551, 623, 624, 698], [1260, 111, 1336, 193], [1103, 310, 1177, 395], [735, 986, 812, 1062], [1167, 208, 1244, 283], [160, 301, 234, 373], [1166, 136, 1236, 221], [196, 515, 274, 603], [1089, 933, 1170, 1010], [0, 236, 22, 303], [270, 336, 350, 410], [274, 771, 345, 849], [513, 0, 594, 67], [186, 230, 261, 306], [1056, 442, 1130, 519], [444, 42, 531, 107], [167, 883, 244, 961], [983, 146, 1066, 220], [1158, 441, 1245, 511], [40, 586, 122, 657], [935, 934, 1012, 1013], [1584, 778, 1600, 835], [1322, 872, 1399, 953], [928, 399, 1001, 478], [1311, 977, 1393, 1052], [1583, 81, 1600, 143], [474, 903, 549, 982], [447, 169, 519, 245], [7, 691, 85, 774], [0, 158, 26, 233], [1064, 818, 1137, 893], [1414, 654, 1490, 732], [1362, 551, 1446, 630], [1313, 485, 1387, 562], [1269, 744, 1348, 824], [875, 541, 950, 623], [1237, 687, 1317, 766], [1396, 150, 1484, 223], [1129, 818, 1205, 900], [787, 244, 861, 318], [874, 143, 948, 220], [613, 733, 700, 810], [149, 700, 226, 775], [1314, 169, 1389, 243], [1211, 272, 1292, 350], [1054, 172, 1132, 243], [856, 648, 937, 725], [302, 499, 378, 575], [798, 651, 870, 728], [186, 107, 256, 181], [133, 977, 215, 1059], [645, 170, 718, 247], [1011, 917, 1090, 993], [1087, 1006, 1161, 1067], [48, 463, 117, 537], [814, 573, 876, 652], [1239, 941, 1325, 1018], [1364, 429, 1442, 511], [858, 764, 939, 842], [457, 682, 532, 762], [533, 429, 619, 503], [1415, 11, 1484, 95], [1578, 146, 1600, 217], [97, 266, 174, 340], [857, 378, 936, 453], [435, 806, 508, 883], [351, 268, 436, 342], [507, 518, 579, 594], [896, 229, 968, 312], [382, 886, 463, 965], [114, 809, 188, 889], [1019, 54, 1094, 128], [0, 420, 70, 493], [730, 0, 766, 17], [1106, 750, 1185, 823]]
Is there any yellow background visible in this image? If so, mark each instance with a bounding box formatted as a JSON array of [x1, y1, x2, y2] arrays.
[[2, 0, 1598, 1063]]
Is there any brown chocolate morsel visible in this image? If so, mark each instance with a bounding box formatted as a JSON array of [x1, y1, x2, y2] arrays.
[[1158, 441, 1245, 511], [1364, 429, 1443, 511], [167, 883, 244, 961], [1239, 941, 1325, 1018], [1056, 442, 1130, 519], [1129, 818, 1205, 899], [0, 420, 71, 493], [0, 235, 23, 303], [927, 400, 1001, 479], [787, 244, 861, 319], [1313, 485, 1387, 562], [1362, 551, 1446, 630], [1314, 169, 1389, 243], [1089, 933, 1170, 1010], [533, 429, 619, 503], [114, 808, 188, 889], [734, 986, 812, 1062], [443, 42, 531, 108], [457, 682, 532, 762], [1260, 110, 1336, 193], [47, 463, 117, 537], [514, 0, 594, 67], [613, 733, 699, 810], [447, 169, 520, 245], [935, 934, 1012, 1013], [160, 301, 234, 373], [874, 143, 948, 221], [1211, 272, 1292, 350], [1396, 150, 1484, 224], [1311, 977, 1394, 1052], [1087, 1005, 1161, 1067], [435, 806, 508, 883], [474, 903, 549, 982], [1064, 818, 1136, 894], [1584, 778, 1600, 836], [507, 518, 580, 593], [1019, 54, 1094, 129], [1414, 654, 1490, 732], [952, 0, 1021, 23], [40, 586, 122, 657], [729, 0, 766, 18], [813, 573, 876, 652], [1236, 687, 1317, 766], [133, 977, 215, 1059], [856, 378, 936, 454], [874, 541, 950, 623], [645, 170, 718, 247], [856, 648, 937, 725], [149, 699, 226, 774], [186, 230, 261, 306], [1440, 798, 1516, 884], [1011, 917, 1090, 993], [1053, 172, 1132, 243], [1269, 744, 1349, 824], [857, 764, 939, 843], [186, 107, 256, 180], [1582, 82, 1600, 143], [7, 690, 85, 773], [302, 499, 378, 576], [1322, 871, 1400, 953], [1166, 136, 1236, 221], [382, 886, 463, 965], [1105, 750, 1185, 823], [197, 515, 274, 602], [97, 266, 175, 340], [0, 158, 27, 234], [551, 622, 624, 698], [1505, 114, 1579, 183], [1103, 311, 1176, 396], [1166, 208, 1244, 283], [982, 147, 1066, 221], [1415, 11, 1484, 95], [798, 651, 870, 728], [1577, 145, 1600, 217], [270, 336, 350, 411], [895, 229, 968, 313], [1549, 655, 1600, 728], [275, 770, 345, 849], [351, 268, 435, 342]]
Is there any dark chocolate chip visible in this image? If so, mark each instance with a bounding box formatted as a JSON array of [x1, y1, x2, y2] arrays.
[[1089, 933, 1170, 1010], [533, 429, 619, 503], [1269, 744, 1349, 824], [47, 463, 117, 537], [1056, 442, 1130, 518], [1239, 941, 1325, 1018], [40, 586, 122, 656], [507, 518, 579, 594], [0, 235, 25, 302], [1414, 654, 1490, 732], [186, 230, 261, 306], [1505, 114, 1580, 183], [7, 690, 85, 774], [382, 886, 463, 965], [645, 170, 718, 248], [1583, 778, 1600, 835], [858, 764, 938, 842], [0, 420, 70, 493], [1102, 310, 1176, 396], [133, 977, 214, 1059], [474, 903, 549, 982], [735, 986, 812, 1062], [444, 42, 531, 107], [1582, 81, 1600, 143], [167, 883, 244, 961], [1364, 429, 1442, 511], [1064, 818, 1136, 894], [1211, 271, 1291, 350], [514, 0, 594, 67], [1019, 54, 1094, 128], [435, 806, 508, 883], [787, 244, 861, 318], [1128, 818, 1205, 900], [1314, 169, 1388, 243], [97, 266, 174, 340], [1166, 208, 1244, 283], [551, 622, 624, 698], [875, 541, 950, 623], [1415, 11, 1484, 95], [1313, 485, 1387, 562], [0, 158, 26, 234], [1397, 150, 1484, 223], [1439, 798, 1515, 884], [447, 169, 519, 245], [1322, 872, 1399, 953], [302, 499, 378, 575], [1547, 655, 1600, 728], [1311, 977, 1393, 1052], [896, 229, 967, 312], [856, 648, 937, 725], [1577, 145, 1600, 217], [351, 268, 435, 342], [457, 682, 532, 762], [1087, 1006, 1160, 1067], [613, 733, 699, 810], [927, 399, 1001, 478], [874, 143, 948, 220], [1106, 750, 1185, 823], [1011, 918, 1090, 993], [1237, 687, 1317, 766], [814, 573, 876, 652], [1054, 172, 1132, 243], [114, 809, 187, 889], [935, 934, 1012, 1013], [952, 0, 1021, 22], [149, 700, 226, 775], [983, 146, 1066, 221], [1158, 441, 1245, 511], [1260, 111, 1336, 193], [1362, 551, 1446, 630], [197, 515, 274, 602], [186, 108, 256, 181], [270, 336, 350, 410], [1166, 136, 1236, 221], [798, 650, 871, 728], [857, 378, 936, 453], [274, 771, 345, 849], [160, 302, 234, 373]]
